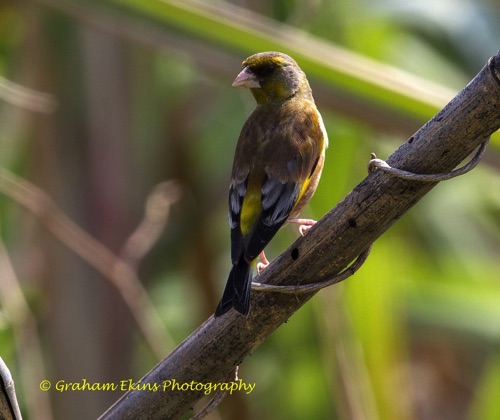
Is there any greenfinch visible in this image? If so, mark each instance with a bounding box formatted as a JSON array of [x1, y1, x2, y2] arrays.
[[215, 52, 328, 317]]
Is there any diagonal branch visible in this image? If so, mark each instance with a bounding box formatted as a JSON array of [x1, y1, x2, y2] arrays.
[[100, 52, 500, 419]]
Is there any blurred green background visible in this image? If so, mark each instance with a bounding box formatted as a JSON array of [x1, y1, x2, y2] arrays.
[[0, 0, 499, 419]]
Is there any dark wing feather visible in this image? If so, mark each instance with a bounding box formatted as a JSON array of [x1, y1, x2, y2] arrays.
[[243, 175, 301, 262], [261, 177, 300, 225], [229, 179, 246, 264]]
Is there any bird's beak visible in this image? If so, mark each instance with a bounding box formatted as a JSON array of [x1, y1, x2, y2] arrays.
[[232, 67, 260, 89]]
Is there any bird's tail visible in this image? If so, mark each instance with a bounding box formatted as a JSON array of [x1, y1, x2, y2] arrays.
[[214, 258, 252, 317]]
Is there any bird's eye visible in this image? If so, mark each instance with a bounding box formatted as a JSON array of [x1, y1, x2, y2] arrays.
[[255, 63, 276, 77]]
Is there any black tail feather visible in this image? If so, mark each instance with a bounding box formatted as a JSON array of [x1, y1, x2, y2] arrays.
[[215, 258, 252, 317]]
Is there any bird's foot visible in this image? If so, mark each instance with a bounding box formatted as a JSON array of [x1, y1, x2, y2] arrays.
[[256, 251, 269, 273], [288, 218, 316, 236]]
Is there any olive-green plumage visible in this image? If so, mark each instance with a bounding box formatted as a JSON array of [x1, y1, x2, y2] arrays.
[[215, 52, 328, 317]]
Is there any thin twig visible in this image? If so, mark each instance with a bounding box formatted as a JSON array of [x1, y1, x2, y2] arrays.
[[368, 137, 489, 181], [251, 245, 372, 293], [120, 181, 182, 268], [191, 367, 239, 420], [0, 166, 176, 359], [0, 75, 57, 114]]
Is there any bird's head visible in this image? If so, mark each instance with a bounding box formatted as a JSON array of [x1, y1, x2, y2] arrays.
[[232, 52, 312, 105]]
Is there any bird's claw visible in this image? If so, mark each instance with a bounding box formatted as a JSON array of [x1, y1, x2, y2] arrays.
[[256, 251, 270, 273], [288, 218, 316, 236]]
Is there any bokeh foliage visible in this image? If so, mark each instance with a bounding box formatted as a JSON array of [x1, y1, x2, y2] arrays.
[[0, 0, 499, 419]]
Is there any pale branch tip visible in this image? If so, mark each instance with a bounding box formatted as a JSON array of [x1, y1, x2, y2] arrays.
[[0, 357, 23, 420]]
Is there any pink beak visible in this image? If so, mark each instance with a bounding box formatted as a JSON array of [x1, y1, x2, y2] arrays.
[[232, 67, 261, 89]]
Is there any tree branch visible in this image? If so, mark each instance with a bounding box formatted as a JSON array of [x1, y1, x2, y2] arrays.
[[100, 52, 500, 419]]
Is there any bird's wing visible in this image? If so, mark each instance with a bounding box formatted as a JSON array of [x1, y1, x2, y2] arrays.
[[243, 175, 302, 262], [228, 173, 301, 264]]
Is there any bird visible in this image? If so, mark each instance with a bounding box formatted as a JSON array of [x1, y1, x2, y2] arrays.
[[214, 51, 328, 317]]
